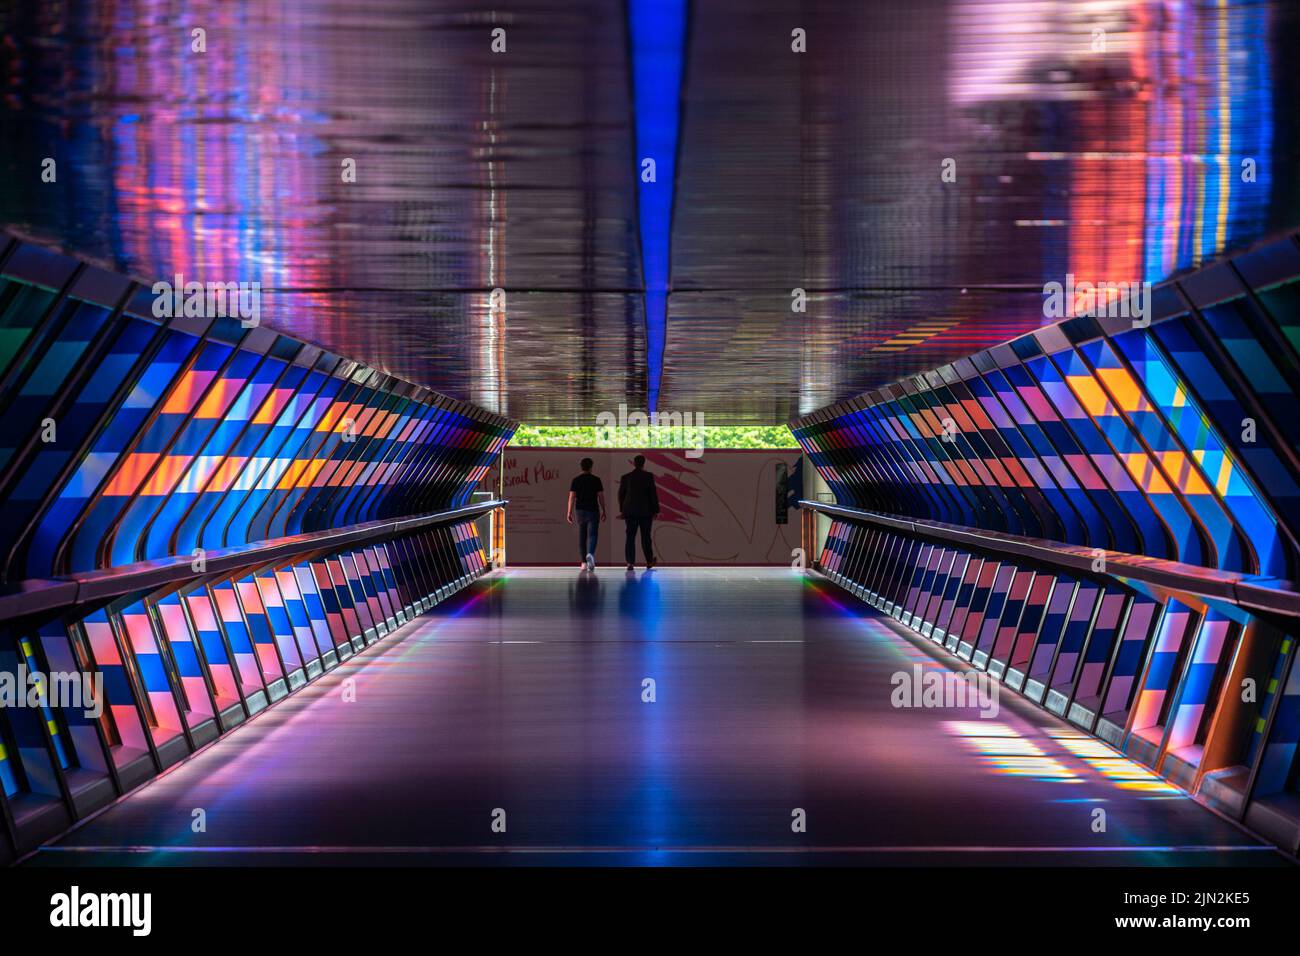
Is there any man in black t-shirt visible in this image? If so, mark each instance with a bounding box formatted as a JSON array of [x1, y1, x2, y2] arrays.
[[567, 457, 606, 571]]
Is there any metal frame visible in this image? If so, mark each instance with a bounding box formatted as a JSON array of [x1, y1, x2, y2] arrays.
[[803, 499, 1300, 853]]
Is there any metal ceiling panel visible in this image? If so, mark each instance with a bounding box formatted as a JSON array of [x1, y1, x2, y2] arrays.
[[2, 0, 1298, 424]]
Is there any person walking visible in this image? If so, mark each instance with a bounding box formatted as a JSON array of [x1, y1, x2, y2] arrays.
[[566, 457, 605, 571], [617, 454, 659, 570]]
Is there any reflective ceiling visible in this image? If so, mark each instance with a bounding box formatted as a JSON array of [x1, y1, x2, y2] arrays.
[[1, 0, 1297, 423]]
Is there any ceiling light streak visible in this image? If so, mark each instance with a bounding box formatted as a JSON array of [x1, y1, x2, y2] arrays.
[[628, 0, 686, 413]]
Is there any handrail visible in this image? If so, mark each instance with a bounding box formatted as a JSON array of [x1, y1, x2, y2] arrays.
[[0, 500, 507, 623], [799, 500, 1300, 619]]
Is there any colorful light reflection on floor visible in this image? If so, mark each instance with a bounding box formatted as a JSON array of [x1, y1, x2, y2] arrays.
[[945, 721, 1178, 794], [27, 569, 1276, 866], [805, 574, 1183, 797]]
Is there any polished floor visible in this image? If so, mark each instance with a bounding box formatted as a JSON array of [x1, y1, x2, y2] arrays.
[[29, 569, 1288, 866]]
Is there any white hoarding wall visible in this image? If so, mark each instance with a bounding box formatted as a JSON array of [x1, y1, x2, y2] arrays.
[[482, 448, 803, 566]]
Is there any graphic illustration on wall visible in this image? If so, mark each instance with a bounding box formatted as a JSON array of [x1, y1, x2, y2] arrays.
[[486, 449, 800, 565]]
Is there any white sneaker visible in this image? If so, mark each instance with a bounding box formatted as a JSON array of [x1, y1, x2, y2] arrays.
[[585, 553, 596, 571]]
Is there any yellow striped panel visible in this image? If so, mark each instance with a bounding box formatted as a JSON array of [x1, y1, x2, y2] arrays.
[[276, 459, 311, 490], [1216, 458, 1233, 497], [1067, 375, 1111, 417]]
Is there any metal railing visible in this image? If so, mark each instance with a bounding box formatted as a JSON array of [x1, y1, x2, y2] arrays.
[[0, 500, 507, 623], [798, 500, 1300, 619]]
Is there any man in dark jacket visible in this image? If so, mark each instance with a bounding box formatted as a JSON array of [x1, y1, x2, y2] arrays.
[[617, 454, 659, 570]]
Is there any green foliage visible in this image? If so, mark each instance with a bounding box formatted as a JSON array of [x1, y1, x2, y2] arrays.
[[510, 424, 798, 449]]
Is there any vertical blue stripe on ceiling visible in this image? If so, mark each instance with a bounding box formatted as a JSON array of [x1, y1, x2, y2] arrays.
[[628, 0, 686, 413]]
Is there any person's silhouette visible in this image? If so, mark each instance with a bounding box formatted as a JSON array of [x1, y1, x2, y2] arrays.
[[616, 454, 659, 570], [566, 456, 605, 571]]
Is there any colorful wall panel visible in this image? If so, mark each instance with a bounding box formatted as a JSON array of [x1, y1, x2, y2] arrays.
[[0, 237, 515, 861], [795, 232, 1300, 854], [793, 249, 1300, 582]]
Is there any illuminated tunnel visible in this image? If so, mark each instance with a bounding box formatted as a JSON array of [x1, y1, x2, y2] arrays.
[[0, 236, 515, 857], [793, 236, 1300, 851], [3, 0, 1300, 907]]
